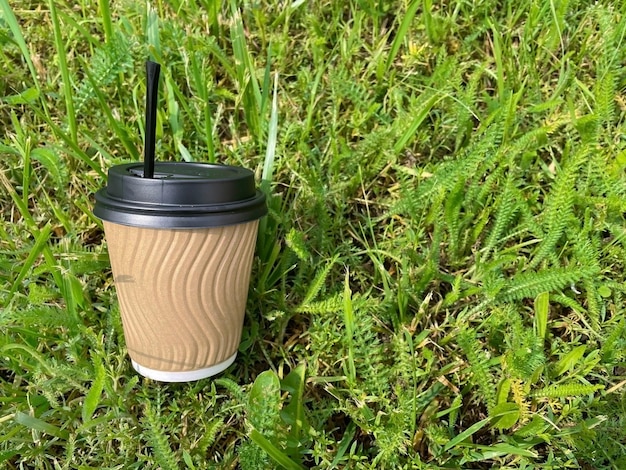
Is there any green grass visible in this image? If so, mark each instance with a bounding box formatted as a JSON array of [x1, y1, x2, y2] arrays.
[[2, 0, 626, 468]]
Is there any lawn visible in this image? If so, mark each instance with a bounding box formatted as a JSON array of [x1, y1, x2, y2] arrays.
[[1, 0, 626, 468]]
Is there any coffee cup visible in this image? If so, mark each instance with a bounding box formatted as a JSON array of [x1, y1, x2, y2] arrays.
[[94, 162, 266, 381]]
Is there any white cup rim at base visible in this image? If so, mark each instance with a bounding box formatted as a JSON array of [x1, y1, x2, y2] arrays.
[[131, 352, 237, 382]]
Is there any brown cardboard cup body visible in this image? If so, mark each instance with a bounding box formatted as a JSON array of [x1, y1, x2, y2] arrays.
[[103, 220, 258, 377]]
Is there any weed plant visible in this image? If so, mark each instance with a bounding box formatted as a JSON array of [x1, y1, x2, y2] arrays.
[[1, 0, 625, 468]]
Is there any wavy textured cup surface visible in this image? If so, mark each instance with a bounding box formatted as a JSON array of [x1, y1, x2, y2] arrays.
[[103, 220, 258, 374], [94, 162, 266, 381]]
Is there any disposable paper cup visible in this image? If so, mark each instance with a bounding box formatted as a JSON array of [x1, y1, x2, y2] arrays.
[[94, 162, 266, 382]]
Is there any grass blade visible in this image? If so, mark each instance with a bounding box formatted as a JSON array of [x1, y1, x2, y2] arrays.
[[7, 223, 52, 304], [14, 412, 69, 440], [229, 0, 262, 141], [48, 0, 77, 143], [163, 72, 194, 162], [555, 345, 586, 377], [82, 354, 106, 423], [385, 0, 420, 74], [534, 292, 550, 340], [281, 364, 309, 452], [303, 64, 326, 138], [249, 428, 304, 470], [0, 0, 49, 117], [394, 93, 440, 154], [466, 442, 538, 459], [258, 72, 279, 257], [422, 0, 437, 43], [0, 173, 63, 293], [261, 72, 279, 195], [99, 0, 113, 44], [204, 37, 237, 80], [260, 46, 273, 118], [189, 50, 215, 161], [146, 2, 161, 60], [443, 416, 491, 451], [488, 20, 505, 101], [343, 270, 357, 385], [28, 97, 109, 176]]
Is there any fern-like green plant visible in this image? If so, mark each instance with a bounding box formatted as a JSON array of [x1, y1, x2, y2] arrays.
[[295, 294, 343, 315], [239, 440, 271, 470], [350, 306, 391, 398], [499, 266, 594, 302], [589, 7, 618, 145], [599, 319, 626, 364], [528, 145, 586, 269], [457, 328, 496, 412], [141, 392, 180, 470], [482, 173, 521, 258], [285, 227, 310, 262], [74, 31, 134, 112], [550, 293, 586, 313], [503, 317, 546, 381], [390, 123, 503, 224], [214, 377, 246, 402], [530, 383, 604, 398], [371, 408, 410, 468], [443, 179, 465, 260], [300, 255, 339, 306], [194, 418, 223, 458], [2, 305, 79, 333]]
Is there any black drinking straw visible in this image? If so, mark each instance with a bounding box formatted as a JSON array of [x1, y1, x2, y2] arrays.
[[143, 60, 161, 178]]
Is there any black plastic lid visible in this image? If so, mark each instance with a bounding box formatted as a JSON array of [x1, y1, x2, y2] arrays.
[[94, 162, 267, 228]]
